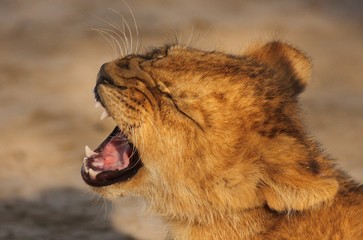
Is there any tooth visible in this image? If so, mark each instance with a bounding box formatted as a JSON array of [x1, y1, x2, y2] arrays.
[[92, 161, 104, 168], [84, 163, 89, 174], [89, 168, 100, 180], [83, 158, 90, 173], [100, 110, 110, 120], [85, 146, 97, 157], [95, 101, 102, 108]]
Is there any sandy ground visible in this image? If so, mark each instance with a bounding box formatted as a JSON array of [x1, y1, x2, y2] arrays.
[[0, 0, 362, 239]]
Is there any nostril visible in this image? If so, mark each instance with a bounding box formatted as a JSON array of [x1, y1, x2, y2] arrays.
[[116, 60, 130, 69], [100, 77, 112, 85]]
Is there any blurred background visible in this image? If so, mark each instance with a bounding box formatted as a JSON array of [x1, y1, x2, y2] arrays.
[[0, 0, 362, 239]]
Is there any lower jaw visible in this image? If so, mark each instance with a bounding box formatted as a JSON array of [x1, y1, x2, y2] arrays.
[[81, 126, 143, 187], [81, 160, 142, 187]]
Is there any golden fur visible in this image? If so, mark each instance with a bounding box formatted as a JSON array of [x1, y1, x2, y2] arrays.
[[92, 41, 363, 239]]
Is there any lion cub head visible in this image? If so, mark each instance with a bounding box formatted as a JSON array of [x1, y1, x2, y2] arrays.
[[82, 41, 338, 222]]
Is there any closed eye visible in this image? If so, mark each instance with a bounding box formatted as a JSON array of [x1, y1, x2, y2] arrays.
[[161, 91, 204, 131]]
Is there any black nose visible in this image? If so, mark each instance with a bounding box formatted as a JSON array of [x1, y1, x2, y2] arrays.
[[94, 63, 113, 102], [96, 63, 113, 86]]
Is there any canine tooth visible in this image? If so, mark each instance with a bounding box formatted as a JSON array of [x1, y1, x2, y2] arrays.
[[100, 110, 110, 120], [89, 168, 100, 180], [95, 101, 102, 108], [85, 146, 97, 157], [82, 158, 90, 173], [84, 165, 89, 174]]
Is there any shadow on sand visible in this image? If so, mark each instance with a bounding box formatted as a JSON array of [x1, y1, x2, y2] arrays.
[[0, 187, 135, 240]]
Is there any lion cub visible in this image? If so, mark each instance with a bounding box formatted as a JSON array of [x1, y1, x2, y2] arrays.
[[82, 41, 363, 239]]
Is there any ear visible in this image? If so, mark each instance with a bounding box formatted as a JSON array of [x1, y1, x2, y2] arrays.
[[260, 138, 338, 212], [247, 41, 312, 96]]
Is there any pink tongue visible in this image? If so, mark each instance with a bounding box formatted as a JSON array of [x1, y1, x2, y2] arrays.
[[102, 137, 132, 171]]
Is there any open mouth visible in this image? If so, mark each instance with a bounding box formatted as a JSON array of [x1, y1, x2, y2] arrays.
[[82, 65, 143, 187], [81, 125, 143, 187]]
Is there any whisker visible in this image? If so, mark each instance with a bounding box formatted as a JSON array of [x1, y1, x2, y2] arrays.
[[178, 29, 184, 47], [131, 127, 145, 167], [121, 20, 131, 54], [95, 196, 107, 221], [145, 117, 162, 141], [119, 17, 131, 55], [108, 194, 118, 213], [122, 0, 140, 53], [127, 128, 142, 169], [169, 29, 184, 47], [162, 30, 178, 46], [89, 3, 142, 56], [96, 27, 128, 57], [108, 8, 134, 55], [131, 128, 138, 158], [92, 28, 118, 60], [135, 128, 143, 160], [103, 198, 110, 220], [123, 16, 133, 54], [89, 12, 122, 33], [186, 25, 195, 48], [89, 12, 127, 57], [94, 28, 124, 58], [136, 37, 143, 54], [140, 128, 146, 164]]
